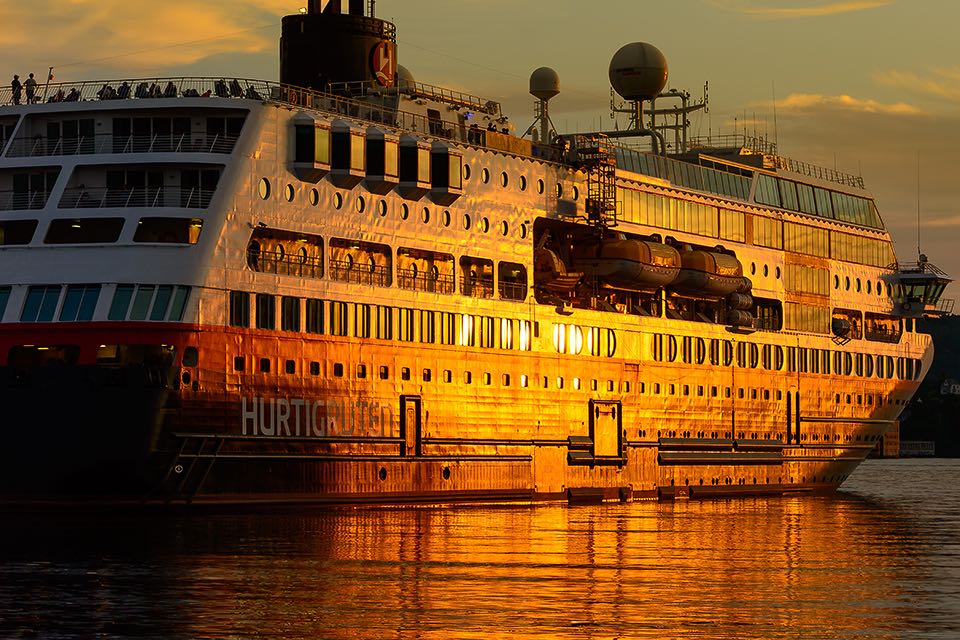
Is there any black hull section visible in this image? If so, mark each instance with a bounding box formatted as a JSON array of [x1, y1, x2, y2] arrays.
[[0, 364, 173, 495]]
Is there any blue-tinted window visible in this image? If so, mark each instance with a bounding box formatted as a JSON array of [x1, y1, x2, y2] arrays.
[[0, 286, 10, 320], [150, 285, 173, 321], [169, 286, 190, 321], [109, 284, 135, 320], [21, 285, 61, 322], [59, 284, 101, 321], [129, 285, 155, 320]]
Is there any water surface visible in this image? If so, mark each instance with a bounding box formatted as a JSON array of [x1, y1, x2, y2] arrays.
[[1, 459, 958, 638]]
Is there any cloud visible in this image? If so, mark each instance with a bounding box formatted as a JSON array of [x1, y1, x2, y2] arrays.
[[706, 0, 894, 19], [874, 68, 960, 103], [0, 1, 289, 73], [768, 93, 922, 115]]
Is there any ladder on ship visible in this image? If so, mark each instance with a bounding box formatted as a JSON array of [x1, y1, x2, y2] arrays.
[[577, 134, 618, 227]]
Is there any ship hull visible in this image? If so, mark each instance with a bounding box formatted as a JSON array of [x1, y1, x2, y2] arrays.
[[0, 322, 892, 507]]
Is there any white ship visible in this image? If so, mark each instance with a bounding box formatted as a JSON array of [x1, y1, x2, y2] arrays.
[[0, 0, 950, 505]]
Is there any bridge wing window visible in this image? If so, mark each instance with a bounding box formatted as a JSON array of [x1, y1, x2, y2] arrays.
[[134, 217, 202, 243]]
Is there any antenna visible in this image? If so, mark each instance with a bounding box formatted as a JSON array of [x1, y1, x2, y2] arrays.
[[917, 150, 922, 260], [772, 80, 779, 150]]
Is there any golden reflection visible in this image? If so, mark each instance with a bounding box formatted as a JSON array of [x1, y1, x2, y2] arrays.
[[162, 496, 926, 639]]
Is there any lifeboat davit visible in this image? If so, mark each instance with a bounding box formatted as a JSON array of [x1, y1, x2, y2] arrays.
[[672, 250, 747, 296], [571, 238, 680, 290]]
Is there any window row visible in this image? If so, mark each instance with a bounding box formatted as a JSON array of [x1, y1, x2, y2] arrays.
[[6, 283, 190, 323], [228, 291, 537, 351], [755, 173, 883, 229], [551, 323, 618, 357], [245, 229, 528, 300], [615, 148, 754, 201], [0, 217, 203, 245], [651, 333, 922, 380], [615, 187, 893, 267]]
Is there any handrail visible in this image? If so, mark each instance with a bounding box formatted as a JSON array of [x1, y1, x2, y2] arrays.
[[5, 133, 239, 157], [396, 267, 455, 294], [59, 186, 215, 209], [0, 189, 50, 211], [249, 248, 324, 279], [329, 259, 391, 287]]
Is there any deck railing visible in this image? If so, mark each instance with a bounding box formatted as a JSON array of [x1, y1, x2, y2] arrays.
[[0, 189, 50, 211], [329, 259, 391, 287], [5, 133, 239, 157], [249, 249, 323, 279], [59, 186, 215, 209], [396, 268, 455, 294]]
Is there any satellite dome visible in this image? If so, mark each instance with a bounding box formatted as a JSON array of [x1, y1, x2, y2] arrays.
[[609, 42, 668, 101], [529, 67, 560, 101], [396, 65, 415, 90]]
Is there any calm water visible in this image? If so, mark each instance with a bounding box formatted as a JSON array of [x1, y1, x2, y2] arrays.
[[1, 459, 958, 639]]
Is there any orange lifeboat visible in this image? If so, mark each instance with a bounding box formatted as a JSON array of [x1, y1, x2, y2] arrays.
[[571, 238, 680, 290], [671, 250, 747, 296]]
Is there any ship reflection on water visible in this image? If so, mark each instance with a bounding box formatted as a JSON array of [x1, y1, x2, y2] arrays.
[[0, 460, 956, 639]]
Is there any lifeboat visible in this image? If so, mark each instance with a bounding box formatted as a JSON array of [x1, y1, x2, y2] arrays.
[[672, 250, 746, 296], [534, 247, 582, 293], [571, 238, 680, 290]]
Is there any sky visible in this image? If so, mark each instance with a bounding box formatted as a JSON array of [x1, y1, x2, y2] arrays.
[[2, 0, 958, 291]]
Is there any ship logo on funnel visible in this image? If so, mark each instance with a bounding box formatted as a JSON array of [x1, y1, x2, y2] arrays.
[[371, 41, 396, 87]]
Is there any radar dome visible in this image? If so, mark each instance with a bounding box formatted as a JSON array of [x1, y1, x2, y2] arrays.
[[609, 42, 668, 101], [529, 67, 560, 100], [396, 65, 415, 90]]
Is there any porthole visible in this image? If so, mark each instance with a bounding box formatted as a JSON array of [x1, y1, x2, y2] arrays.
[[537, 179, 545, 194], [421, 207, 430, 223], [377, 199, 387, 217], [556, 183, 563, 198], [500, 171, 508, 187], [463, 164, 471, 181], [284, 184, 295, 202], [367, 256, 376, 273], [356, 195, 365, 213], [309, 188, 319, 206], [877, 281, 883, 296], [258, 178, 271, 200], [442, 210, 451, 227], [776, 266, 781, 279], [345, 254, 354, 268], [519, 223, 528, 239], [845, 276, 850, 291], [463, 213, 472, 230], [378, 467, 387, 481], [519, 175, 527, 191], [856, 278, 861, 292], [572, 185, 579, 200], [480, 217, 490, 233], [499, 220, 508, 236], [275, 244, 285, 261], [334, 192, 343, 209], [750, 262, 756, 275], [409, 263, 419, 278], [834, 275, 840, 289], [400, 203, 409, 220], [481, 168, 490, 184], [867, 280, 872, 294], [763, 264, 769, 278], [298, 247, 308, 264]]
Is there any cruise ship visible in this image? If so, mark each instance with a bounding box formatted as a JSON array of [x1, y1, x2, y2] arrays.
[[0, 0, 951, 505]]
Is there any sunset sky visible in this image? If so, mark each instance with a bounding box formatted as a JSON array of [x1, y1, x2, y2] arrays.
[[3, 0, 958, 287]]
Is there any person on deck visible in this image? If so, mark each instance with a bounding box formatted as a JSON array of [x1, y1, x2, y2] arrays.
[[11, 75, 22, 105], [24, 73, 37, 104]]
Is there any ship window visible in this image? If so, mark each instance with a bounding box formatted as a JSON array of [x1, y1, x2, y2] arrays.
[[379, 365, 390, 380], [797, 183, 817, 215], [255, 293, 276, 330], [148, 286, 174, 321], [20, 285, 61, 322], [0, 219, 38, 245], [355, 303, 372, 338], [422, 368, 431, 382], [464, 371, 472, 384], [58, 284, 101, 322], [45, 218, 124, 244], [814, 187, 834, 218], [260, 358, 271, 373], [234, 356, 245, 372], [310, 361, 321, 376], [281, 296, 300, 332], [755, 174, 780, 207], [555, 376, 563, 389], [329, 301, 348, 336], [109, 285, 135, 321], [401, 367, 411, 381], [357, 363, 367, 379], [127, 285, 155, 321], [283, 359, 295, 374], [304, 299, 323, 334], [0, 286, 9, 321], [333, 362, 344, 377], [520, 374, 529, 388]]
